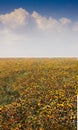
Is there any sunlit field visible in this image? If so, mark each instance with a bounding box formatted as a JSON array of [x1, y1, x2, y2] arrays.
[[0, 58, 77, 130]]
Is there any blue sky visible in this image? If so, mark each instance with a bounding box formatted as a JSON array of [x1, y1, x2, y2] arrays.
[[0, 0, 78, 20], [0, 0, 78, 57]]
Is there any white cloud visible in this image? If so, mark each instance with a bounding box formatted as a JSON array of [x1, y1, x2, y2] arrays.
[[0, 8, 72, 31], [0, 8, 78, 57], [32, 11, 58, 30], [59, 17, 71, 25], [0, 8, 29, 29]]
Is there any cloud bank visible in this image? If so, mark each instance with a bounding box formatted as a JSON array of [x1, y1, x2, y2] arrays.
[[0, 8, 78, 57]]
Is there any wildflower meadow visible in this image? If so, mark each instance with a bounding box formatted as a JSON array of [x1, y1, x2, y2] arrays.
[[0, 58, 77, 130]]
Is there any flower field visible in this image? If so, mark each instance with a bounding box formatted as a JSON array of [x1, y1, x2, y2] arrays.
[[0, 58, 77, 130]]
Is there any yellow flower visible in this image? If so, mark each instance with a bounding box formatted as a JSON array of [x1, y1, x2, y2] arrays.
[[38, 102, 41, 106], [40, 128, 44, 130], [18, 124, 22, 128], [0, 107, 3, 111], [17, 103, 21, 107]]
